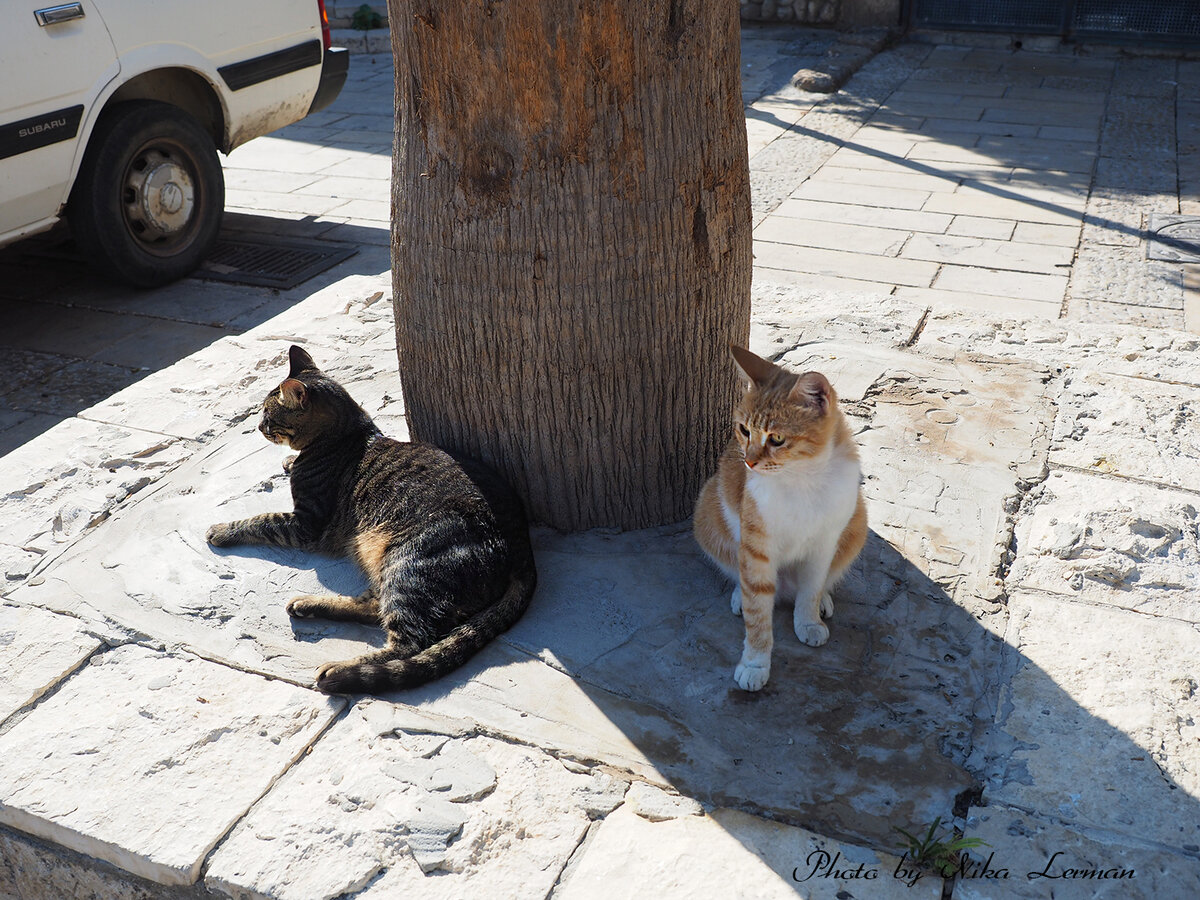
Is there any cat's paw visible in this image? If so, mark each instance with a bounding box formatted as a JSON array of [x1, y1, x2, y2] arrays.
[[796, 620, 830, 647], [206, 523, 237, 547], [282, 454, 298, 474], [287, 596, 319, 618], [314, 661, 356, 694], [820, 591, 835, 619], [734, 658, 770, 692], [730, 586, 743, 616]]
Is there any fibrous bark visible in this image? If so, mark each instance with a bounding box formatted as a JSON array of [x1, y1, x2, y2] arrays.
[[389, 0, 752, 530]]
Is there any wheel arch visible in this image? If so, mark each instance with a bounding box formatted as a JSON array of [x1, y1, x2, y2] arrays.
[[104, 67, 230, 153]]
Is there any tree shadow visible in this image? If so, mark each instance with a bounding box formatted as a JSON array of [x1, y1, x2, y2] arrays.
[[365, 511, 1200, 890]]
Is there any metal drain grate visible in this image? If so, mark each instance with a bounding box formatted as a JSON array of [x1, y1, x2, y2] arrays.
[[1146, 214, 1200, 264], [196, 233, 358, 289]]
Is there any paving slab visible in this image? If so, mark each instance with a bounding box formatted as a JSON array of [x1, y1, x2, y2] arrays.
[[1050, 371, 1200, 492], [955, 807, 1200, 900], [0, 604, 100, 724], [752, 241, 939, 287], [901, 232, 1075, 274], [0, 645, 342, 886], [748, 282, 929, 350], [893, 286, 1060, 321], [1009, 469, 1200, 621], [930, 265, 1068, 304], [557, 804, 942, 900], [915, 308, 1200, 387], [753, 216, 910, 256], [80, 313, 394, 445], [8, 415, 401, 688], [1068, 245, 1185, 314], [769, 196, 954, 232], [976, 592, 1200, 855], [206, 700, 611, 899], [0, 417, 193, 586]]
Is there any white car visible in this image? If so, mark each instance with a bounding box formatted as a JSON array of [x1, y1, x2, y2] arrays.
[[0, 0, 348, 286]]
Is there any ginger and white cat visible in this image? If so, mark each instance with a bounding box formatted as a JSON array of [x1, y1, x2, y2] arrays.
[[694, 345, 867, 692]]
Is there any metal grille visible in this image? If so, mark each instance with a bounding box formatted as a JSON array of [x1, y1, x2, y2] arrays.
[[1072, 1, 1200, 40], [197, 235, 357, 290], [910, 0, 1200, 41], [1146, 214, 1200, 264], [912, 0, 1066, 32]]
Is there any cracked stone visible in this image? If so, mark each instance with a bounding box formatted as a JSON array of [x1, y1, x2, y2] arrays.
[[384, 740, 498, 802], [1051, 371, 1200, 492], [386, 792, 468, 874], [572, 772, 628, 819], [916, 308, 1200, 388], [0, 604, 101, 724], [0, 418, 190, 584], [625, 782, 704, 822], [0, 645, 341, 886], [981, 592, 1200, 852], [556, 805, 940, 900], [206, 700, 598, 899], [958, 807, 1200, 900], [1010, 470, 1200, 619]]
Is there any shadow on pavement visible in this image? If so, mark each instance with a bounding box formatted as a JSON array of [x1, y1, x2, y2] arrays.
[[0, 214, 389, 458]]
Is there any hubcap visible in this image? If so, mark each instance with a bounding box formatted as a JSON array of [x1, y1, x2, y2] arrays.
[[123, 148, 195, 241]]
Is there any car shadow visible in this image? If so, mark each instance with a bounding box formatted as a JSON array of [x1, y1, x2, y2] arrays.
[[0, 214, 389, 458]]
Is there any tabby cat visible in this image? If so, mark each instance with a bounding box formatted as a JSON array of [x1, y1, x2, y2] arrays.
[[693, 345, 867, 692], [206, 345, 536, 695]]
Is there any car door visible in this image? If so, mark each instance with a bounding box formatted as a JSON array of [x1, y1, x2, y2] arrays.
[[0, 1, 119, 243]]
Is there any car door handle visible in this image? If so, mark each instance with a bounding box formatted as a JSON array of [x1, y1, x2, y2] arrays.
[[34, 3, 85, 26]]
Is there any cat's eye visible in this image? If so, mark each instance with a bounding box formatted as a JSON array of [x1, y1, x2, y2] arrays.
[[737, 423, 750, 437], [767, 434, 785, 446]]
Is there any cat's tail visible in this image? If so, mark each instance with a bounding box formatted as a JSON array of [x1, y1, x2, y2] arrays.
[[314, 539, 537, 695]]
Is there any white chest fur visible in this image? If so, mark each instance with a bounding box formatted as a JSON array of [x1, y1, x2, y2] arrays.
[[745, 448, 860, 564]]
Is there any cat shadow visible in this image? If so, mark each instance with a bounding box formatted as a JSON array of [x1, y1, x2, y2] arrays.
[[208, 543, 383, 648]]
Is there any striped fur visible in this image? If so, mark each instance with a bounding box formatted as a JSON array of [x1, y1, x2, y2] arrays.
[[693, 345, 867, 692], [206, 345, 536, 695]]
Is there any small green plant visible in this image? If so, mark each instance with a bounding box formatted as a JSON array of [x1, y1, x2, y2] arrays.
[[351, 4, 383, 30], [894, 817, 989, 878]]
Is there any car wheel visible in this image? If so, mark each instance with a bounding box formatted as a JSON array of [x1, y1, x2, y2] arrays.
[[69, 101, 224, 288]]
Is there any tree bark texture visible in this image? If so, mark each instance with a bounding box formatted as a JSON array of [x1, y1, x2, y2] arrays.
[[388, 0, 752, 531]]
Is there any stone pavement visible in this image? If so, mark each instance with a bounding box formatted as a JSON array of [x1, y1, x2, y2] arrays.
[[3, 25, 1200, 900]]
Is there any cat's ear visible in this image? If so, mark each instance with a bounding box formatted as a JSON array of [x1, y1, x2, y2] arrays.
[[288, 345, 318, 378], [279, 378, 308, 409], [730, 345, 777, 388], [789, 372, 832, 415]]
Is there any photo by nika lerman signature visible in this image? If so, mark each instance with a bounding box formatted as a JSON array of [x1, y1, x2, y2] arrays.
[[792, 848, 1136, 889]]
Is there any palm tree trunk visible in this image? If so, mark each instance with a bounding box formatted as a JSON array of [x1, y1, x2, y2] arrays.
[[388, 0, 752, 530]]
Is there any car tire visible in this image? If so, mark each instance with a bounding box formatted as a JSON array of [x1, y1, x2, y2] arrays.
[[69, 101, 224, 288]]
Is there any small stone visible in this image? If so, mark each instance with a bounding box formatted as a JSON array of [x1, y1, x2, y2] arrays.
[[398, 732, 449, 758], [574, 773, 629, 818], [386, 793, 467, 873], [559, 757, 591, 775], [625, 782, 704, 822], [384, 740, 497, 803], [792, 69, 839, 93]]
